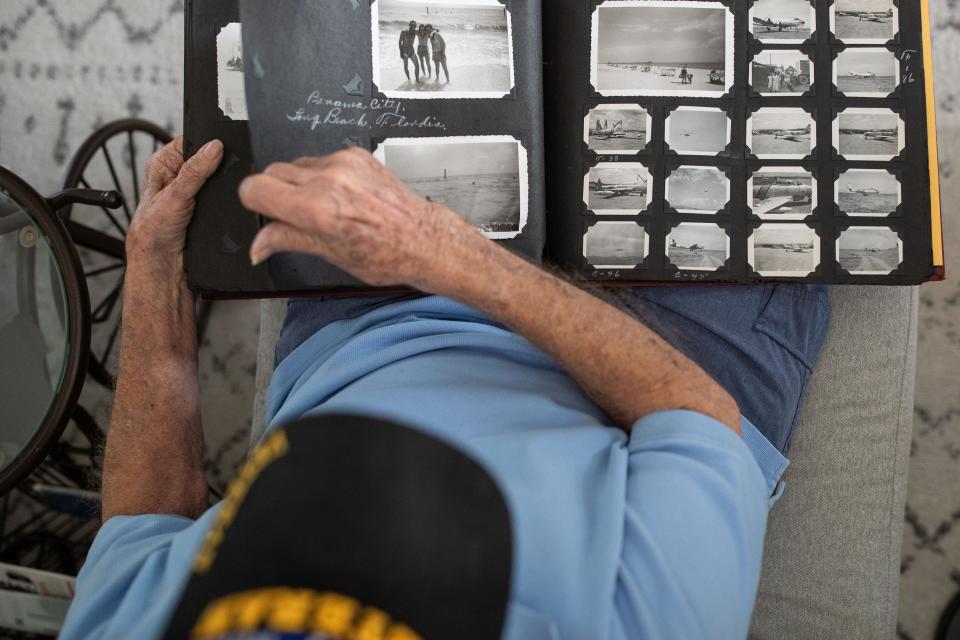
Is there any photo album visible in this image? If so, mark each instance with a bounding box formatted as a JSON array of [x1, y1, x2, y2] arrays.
[[183, 0, 944, 296]]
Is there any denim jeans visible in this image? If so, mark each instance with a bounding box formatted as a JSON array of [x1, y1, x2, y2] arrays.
[[275, 285, 831, 456]]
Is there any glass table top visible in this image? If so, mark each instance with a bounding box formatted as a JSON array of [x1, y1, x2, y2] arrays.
[[0, 188, 70, 474]]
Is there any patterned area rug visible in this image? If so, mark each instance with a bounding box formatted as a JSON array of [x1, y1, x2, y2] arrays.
[[0, 1, 958, 635]]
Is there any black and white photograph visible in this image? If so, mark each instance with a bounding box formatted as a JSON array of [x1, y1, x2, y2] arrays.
[[835, 108, 904, 159], [374, 136, 527, 238], [834, 47, 898, 96], [750, 0, 814, 42], [837, 226, 903, 274], [583, 221, 649, 268], [584, 162, 652, 215], [584, 105, 651, 154], [751, 49, 813, 95], [749, 224, 820, 276], [665, 107, 730, 155], [836, 169, 900, 215], [748, 108, 815, 158], [749, 167, 815, 218], [831, 0, 898, 43], [372, 0, 514, 98], [216, 23, 248, 120], [666, 223, 730, 270], [665, 166, 729, 213], [591, 0, 733, 96]]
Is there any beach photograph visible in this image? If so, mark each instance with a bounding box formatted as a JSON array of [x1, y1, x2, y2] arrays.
[[585, 105, 650, 154], [836, 169, 900, 215], [585, 162, 652, 214], [832, 0, 897, 42], [750, 168, 815, 218], [665, 166, 729, 213], [748, 107, 815, 158], [376, 136, 525, 238], [750, 0, 814, 42], [837, 226, 902, 273], [836, 108, 903, 159], [835, 47, 898, 95], [373, 0, 514, 97], [750, 224, 819, 276], [216, 23, 247, 120], [751, 49, 812, 95], [583, 221, 648, 268], [666, 223, 729, 270], [665, 107, 729, 154], [592, 0, 732, 96]]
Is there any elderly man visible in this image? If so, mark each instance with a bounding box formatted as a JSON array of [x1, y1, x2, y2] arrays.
[[59, 137, 829, 639]]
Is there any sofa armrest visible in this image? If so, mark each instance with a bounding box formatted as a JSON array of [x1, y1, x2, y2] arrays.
[[750, 286, 918, 640], [251, 299, 288, 448]]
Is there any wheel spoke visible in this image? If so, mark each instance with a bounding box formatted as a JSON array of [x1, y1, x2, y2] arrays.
[[84, 261, 125, 278], [101, 314, 122, 365], [78, 176, 127, 238], [101, 144, 133, 223], [91, 279, 123, 324], [128, 131, 141, 208]]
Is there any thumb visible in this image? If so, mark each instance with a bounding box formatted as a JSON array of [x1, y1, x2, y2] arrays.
[[168, 139, 224, 203]]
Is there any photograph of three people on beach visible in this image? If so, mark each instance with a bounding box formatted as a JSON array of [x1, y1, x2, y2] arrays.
[[374, 0, 514, 96]]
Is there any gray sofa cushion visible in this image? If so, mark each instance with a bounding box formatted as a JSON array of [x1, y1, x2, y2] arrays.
[[251, 286, 918, 638], [749, 286, 917, 640]]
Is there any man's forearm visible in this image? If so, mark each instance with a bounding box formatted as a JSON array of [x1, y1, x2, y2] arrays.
[[428, 238, 741, 434], [100, 251, 208, 521]]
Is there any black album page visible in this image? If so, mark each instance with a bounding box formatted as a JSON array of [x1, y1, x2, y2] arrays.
[[232, 0, 545, 292], [543, 0, 940, 285]]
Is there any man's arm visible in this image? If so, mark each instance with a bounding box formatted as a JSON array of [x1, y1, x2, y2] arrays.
[[100, 137, 224, 522], [238, 149, 740, 434]]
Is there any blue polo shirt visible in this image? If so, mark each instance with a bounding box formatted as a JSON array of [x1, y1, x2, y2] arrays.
[[60, 296, 784, 639]]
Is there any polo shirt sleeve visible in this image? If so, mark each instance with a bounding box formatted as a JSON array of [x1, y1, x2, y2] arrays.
[[614, 410, 769, 640], [59, 513, 211, 640]]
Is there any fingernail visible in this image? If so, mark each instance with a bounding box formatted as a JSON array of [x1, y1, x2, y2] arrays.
[[202, 139, 224, 159]]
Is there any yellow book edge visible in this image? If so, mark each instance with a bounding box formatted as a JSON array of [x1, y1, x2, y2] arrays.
[[921, 0, 945, 273]]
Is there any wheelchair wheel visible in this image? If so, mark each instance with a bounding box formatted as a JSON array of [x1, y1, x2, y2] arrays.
[[59, 119, 172, 388]]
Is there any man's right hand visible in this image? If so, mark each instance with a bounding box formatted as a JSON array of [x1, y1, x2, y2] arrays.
[[238, 148, 489, 293]]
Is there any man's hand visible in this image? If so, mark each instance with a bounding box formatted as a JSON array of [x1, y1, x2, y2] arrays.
[[239, 147, 486, 292], [126, 136, 224, 279]]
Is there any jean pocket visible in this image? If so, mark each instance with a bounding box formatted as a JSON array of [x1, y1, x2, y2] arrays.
[[753, 285, 831, 372]]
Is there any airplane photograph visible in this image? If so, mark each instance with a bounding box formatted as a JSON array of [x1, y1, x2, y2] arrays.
[[585, 104, 650, 153], [751, 49, 812, 94], [837, 226, 902, 274], [836, 108, 903, 159], [665, 106, 729, 154], [833, 0, 897, 41], [750, 168, 814, 217], [836, 168, 900, 215], [750, 0, 812, 41], [749, 107, 815, 157], [834, 47, 898, 95], [750, 224, 819, 275], [667, 223, 729, 270], [585, 163, 652, 213], [583, 221, 648, 268], [665, 166, 729, 213]]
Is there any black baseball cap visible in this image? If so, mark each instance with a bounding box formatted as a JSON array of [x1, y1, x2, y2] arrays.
[[164, 414, 512, 640]]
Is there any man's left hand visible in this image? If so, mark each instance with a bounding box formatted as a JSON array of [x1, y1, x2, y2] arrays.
[[126, 136, 224, 279]]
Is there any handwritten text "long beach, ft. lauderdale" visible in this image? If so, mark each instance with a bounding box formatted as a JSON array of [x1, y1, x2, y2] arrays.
[[287, 91, 447, 131]]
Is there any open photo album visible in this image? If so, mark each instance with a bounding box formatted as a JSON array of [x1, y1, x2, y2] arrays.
[[184, 0, 944, 296]]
